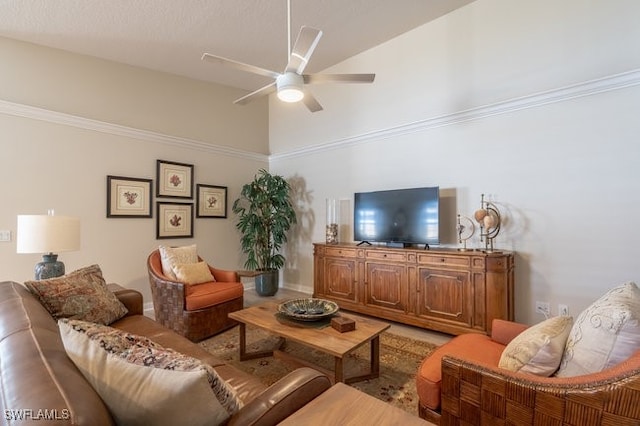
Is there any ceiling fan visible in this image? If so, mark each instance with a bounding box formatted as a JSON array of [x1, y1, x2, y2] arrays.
[[201, 0, 375, 112]]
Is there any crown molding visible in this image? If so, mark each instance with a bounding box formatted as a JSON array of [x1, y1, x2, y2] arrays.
[[270, 68, 640, 162], [2, 68, 638, 164], [0, 99, 268, 162]]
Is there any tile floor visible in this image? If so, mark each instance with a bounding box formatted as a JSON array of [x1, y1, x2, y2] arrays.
[[245, 287, 453, 346]]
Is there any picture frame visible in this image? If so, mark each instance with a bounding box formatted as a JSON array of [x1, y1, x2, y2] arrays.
[[156, 160, 194, 199], [106, 175, 153, 218], [196, 184, 228, 218], [156, 202, 194, 239]]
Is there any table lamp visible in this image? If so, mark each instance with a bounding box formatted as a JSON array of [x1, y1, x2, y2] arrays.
[[17, 211, 81, 280]]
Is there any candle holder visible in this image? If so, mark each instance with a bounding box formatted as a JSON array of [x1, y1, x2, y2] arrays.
[[325, 198, 339, 244]]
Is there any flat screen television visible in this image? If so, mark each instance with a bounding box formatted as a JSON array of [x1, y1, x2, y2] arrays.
[[354, 186, 439, 247]]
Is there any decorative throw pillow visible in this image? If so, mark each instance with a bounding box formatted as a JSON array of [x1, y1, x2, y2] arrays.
[[159, 244, 198, 280], [172, 261, 215, 285], [25, 264, 128, 325], [59, 319, 242, 426], [555, 281, 640, 377], [498, 316, 573, 376]]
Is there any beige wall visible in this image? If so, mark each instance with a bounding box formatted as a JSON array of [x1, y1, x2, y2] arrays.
[[0, 37, 269, 305], [269, 0, 640, 325]]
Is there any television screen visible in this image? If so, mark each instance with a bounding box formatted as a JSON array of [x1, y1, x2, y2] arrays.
[[354, 187, 439, 246]]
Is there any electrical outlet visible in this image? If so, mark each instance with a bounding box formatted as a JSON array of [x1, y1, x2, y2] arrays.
[[535, 301, 550, 317], [558, 304, 569, 316], [0, 230, 11, 242]]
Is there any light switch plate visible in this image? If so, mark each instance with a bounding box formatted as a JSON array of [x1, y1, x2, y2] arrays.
[[0, 230, 11, 242]]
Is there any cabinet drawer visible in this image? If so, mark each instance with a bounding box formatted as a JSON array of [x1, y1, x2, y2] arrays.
[[324, 247, 357, 258], [366, 250, 407, 262], [417, 254, 471, 268]]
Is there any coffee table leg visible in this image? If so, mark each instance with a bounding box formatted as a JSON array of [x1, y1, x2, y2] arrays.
[[238, 323, 248, 360], [237, 322, 284, 361], [343, 335, 382, 384], [334, 357, 344, 383]]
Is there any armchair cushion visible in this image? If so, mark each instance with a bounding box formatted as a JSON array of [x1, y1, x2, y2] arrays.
[[159, 244, 197, 280], [498, 315, 573, 376], [173, 261, 215, 285], [186, 281, 244, 311], [556, 281, 640, 377], [59, 319, 242, 426], [25, 264, 128, 325]]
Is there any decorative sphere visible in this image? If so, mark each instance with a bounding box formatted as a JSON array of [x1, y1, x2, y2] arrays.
[[483, 214, 497, 229], [474, 209, 487, 222]]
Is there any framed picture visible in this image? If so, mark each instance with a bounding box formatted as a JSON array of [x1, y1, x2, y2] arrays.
[[156, 202, 194, 239], [106, 176, 153, 218], [156, 160, 194, 199], [196, 184, 228, 218]]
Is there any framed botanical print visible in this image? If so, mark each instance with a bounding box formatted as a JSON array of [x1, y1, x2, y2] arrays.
[[106, 176, 153, 218], [156, 160, 194, 199], [196, 184, 227, 218], [156, 202, 193, 239]]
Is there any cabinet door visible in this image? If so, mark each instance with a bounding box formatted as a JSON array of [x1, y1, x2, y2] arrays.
[[416, 268, 471, 326], [324, 257, 357, 302], [365, 262, 407, 312]]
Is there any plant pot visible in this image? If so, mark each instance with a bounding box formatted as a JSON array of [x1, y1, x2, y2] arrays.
[[255, 269, 279, 296]]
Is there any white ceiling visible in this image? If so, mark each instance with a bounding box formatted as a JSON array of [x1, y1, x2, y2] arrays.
[[0, 0, 475, 91]]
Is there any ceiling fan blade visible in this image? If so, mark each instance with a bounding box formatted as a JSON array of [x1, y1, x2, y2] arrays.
[[285, 26, 323, 74], [234, 82, 277, 105], [302, 90, 323, 112], [201, 53, 280, 80], [303, 73, 376, 84]]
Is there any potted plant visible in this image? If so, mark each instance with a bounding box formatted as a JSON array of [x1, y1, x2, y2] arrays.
[[232, 169, 297, 296]]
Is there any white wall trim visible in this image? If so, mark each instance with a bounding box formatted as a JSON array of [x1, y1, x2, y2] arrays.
[[0, 99, 268, 162], [270, 68, 640, 161], [3, 68, 639, 163]]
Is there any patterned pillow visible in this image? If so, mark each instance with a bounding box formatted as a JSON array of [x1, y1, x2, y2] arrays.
[[555, 281, 640, 377], [172, 261, 215, 285], [159, 244, 198, 280], [25, 264, 128, 325], [498, 316, 573, 376], [59, 319, 242, 426]]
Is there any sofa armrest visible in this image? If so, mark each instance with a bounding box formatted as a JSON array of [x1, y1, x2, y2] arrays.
[[228, 367, 331, 426], [490, 318, 529, 345], [108, 283, 143, 316], [440, 352, 640, 424]]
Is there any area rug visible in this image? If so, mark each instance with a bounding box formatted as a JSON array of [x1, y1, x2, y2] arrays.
[[199, 325, 438, 415]]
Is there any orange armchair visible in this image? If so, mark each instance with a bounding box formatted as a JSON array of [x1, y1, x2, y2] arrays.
[[417, 319, 640, 425], [147, 249, 244, 342]]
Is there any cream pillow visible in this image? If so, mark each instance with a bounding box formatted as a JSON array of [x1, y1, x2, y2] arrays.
[[159, 244, 197, 280], [172, 261, 215, 285], [59, 319, 241, 426], [555, 281, 640, 377], [499, 316, 573, 376]]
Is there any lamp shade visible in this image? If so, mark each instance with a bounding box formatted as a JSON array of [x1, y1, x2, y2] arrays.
[[17, 215, 81, 254]]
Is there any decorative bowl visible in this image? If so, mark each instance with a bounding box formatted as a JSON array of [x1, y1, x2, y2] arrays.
[[277, 298, 339, 321]]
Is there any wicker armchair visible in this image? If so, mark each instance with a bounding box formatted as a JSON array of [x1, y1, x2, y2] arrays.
[[437, 347, 640, 426], [147, 249, 244, 342]]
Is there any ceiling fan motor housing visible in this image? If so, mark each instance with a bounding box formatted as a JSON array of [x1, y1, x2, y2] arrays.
[[276, 72, 304, 102]]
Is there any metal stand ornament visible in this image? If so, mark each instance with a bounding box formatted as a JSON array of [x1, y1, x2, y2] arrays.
[[474, 194, 501, 253], [456, 214, 475, 251]]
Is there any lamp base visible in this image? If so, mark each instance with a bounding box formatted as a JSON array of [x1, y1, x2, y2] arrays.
[[35, 254, 65, 280]]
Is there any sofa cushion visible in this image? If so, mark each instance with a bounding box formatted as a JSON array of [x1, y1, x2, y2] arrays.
[[416, 333, 505, 411], [24, 264, 128, 325], [499, 316, 573, 376], [59, 319, 242, 426], [173, 261, 215, 285], [185, 281, 245, 311], [556, 281, 640, 377], [159, 244, 198, 280]]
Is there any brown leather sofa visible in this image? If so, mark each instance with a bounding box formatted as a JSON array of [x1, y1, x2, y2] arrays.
[[0, 281, 331, 426]]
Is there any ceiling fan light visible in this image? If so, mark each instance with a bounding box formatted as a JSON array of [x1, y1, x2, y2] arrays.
[[276, 73, 304, 102]]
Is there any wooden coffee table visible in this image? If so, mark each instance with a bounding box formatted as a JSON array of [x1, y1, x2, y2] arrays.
[[228, 301, 390, 384]]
